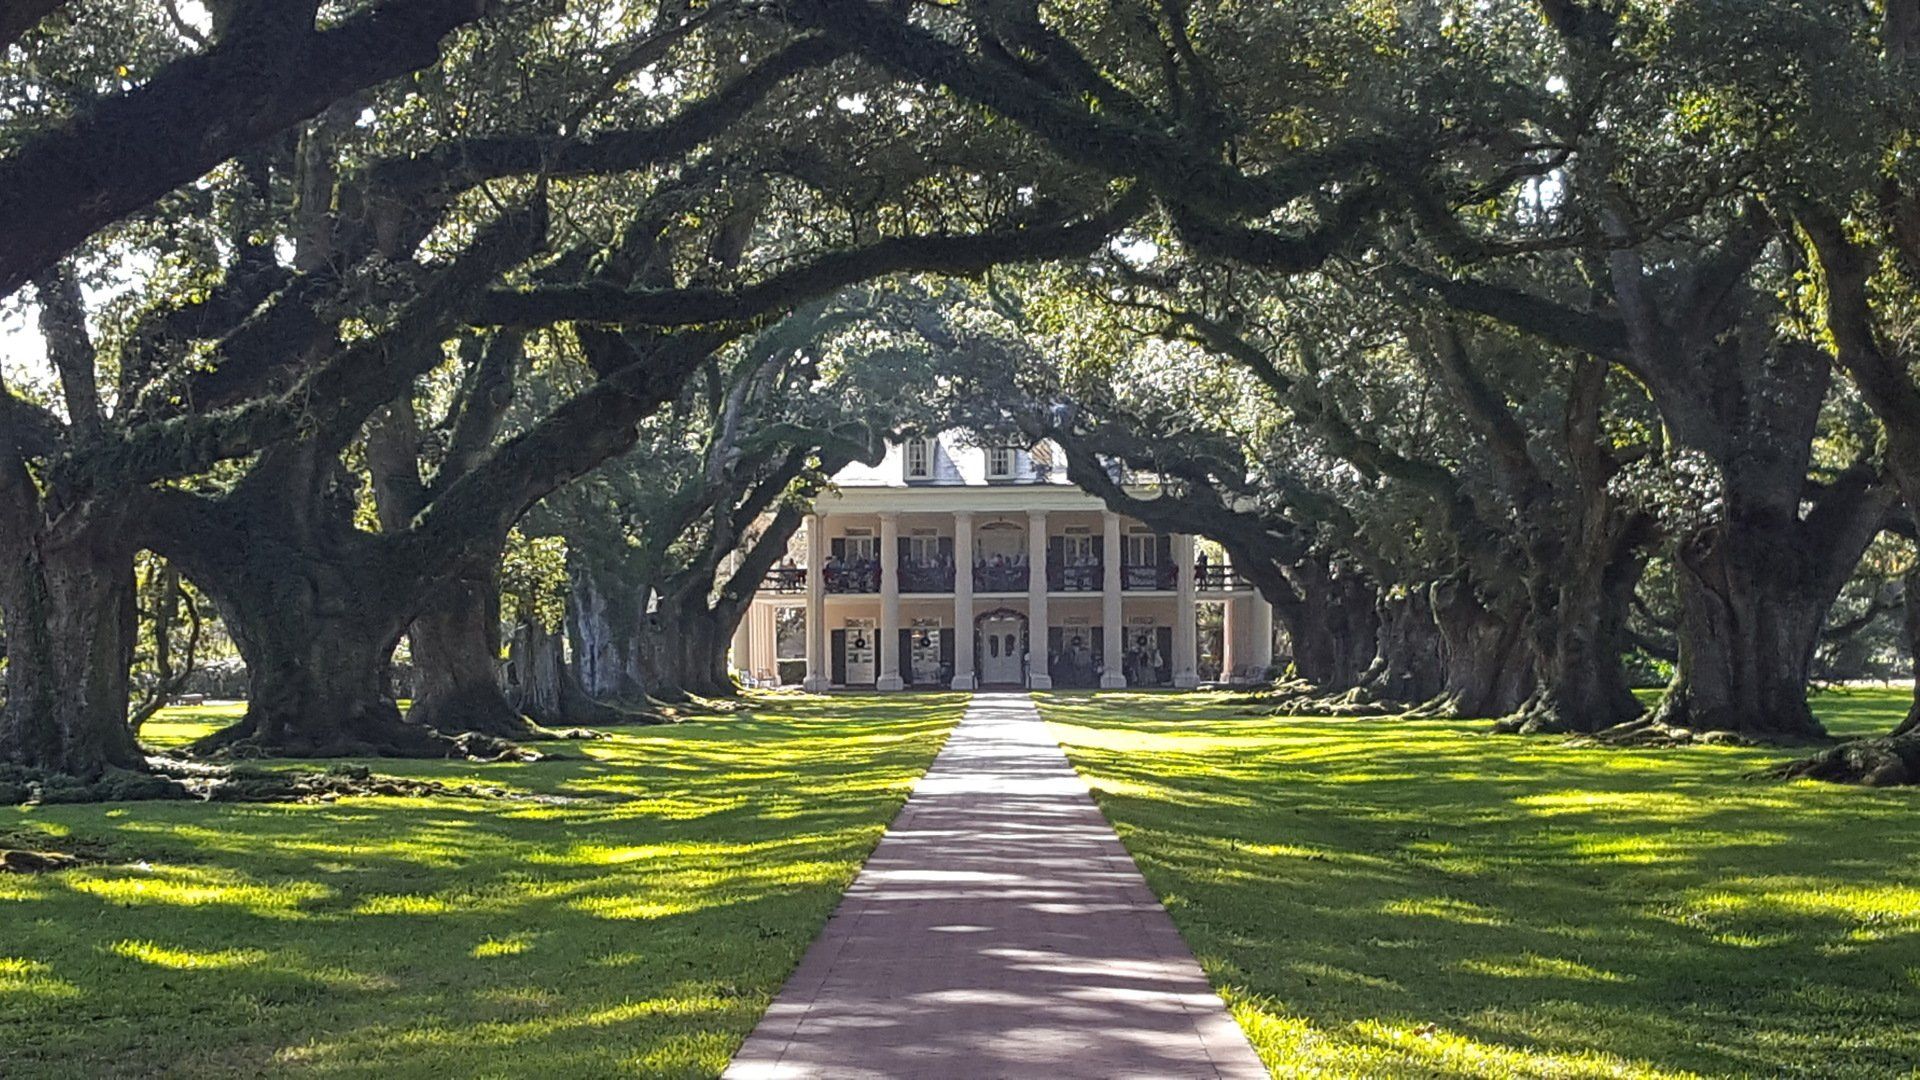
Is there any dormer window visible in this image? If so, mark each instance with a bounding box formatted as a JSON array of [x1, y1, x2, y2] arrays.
[[987, 446, 1016, 479], [905, 438, 933, 480]]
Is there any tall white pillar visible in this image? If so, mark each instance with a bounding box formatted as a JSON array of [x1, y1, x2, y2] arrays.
[[731, 610, 752, 683], [1251, 589, 1275, 672], [753, 603, 778, 681], [1219, 550, 1239, 681], [878, 512, 903, 690], [803, 514, 830, 692], [1026, 509, 1051, 689], [1173, 532, 1199, 688], [1100, 510, 1124, 689], [952, 511, 976, 690]]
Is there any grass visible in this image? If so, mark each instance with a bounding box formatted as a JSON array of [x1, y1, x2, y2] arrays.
[[1, 693, 965, 1079], [1036, 686, 1920, 1080]]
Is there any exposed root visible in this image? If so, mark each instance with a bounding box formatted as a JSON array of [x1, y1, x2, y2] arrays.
[[0, 765, 193, 806], [0, 760, 589, 807], [0, 848, 84, 873], [190, 709, 561, 762], [1256, 681, 1404, 718], [407, 690, 545, 741], [1757, 735, 1920, 787], [1553, 717, 1829, 750]]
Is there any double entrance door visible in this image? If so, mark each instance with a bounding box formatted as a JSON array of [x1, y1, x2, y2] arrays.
[[978, 615, 1025, 685]]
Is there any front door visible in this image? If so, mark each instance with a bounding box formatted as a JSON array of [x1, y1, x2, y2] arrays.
[[844, 627, 877, 686], [907, 628, 944, 686], [978, 616, 1024, 685]]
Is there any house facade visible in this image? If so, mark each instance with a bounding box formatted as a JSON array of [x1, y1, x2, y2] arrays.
[[731, 433, 1276, 691]]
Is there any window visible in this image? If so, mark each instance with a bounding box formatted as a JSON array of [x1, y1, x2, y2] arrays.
[[905, 438, 933, 479], [908, 533, 942, 563], [1063, 531, 1098, 565], [1125, 531, 1158, 566], [987, 446, 1015, 478]]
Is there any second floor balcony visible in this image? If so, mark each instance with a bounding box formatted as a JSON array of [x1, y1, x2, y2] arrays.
[[762, 567, 809, 594], [824, 561, 881, 593], [1047, 562, 1103, 592], [1122, 562, 1179, 591], [1195, 565, 1249, 591], [899, 561, 956, 593], [973, 560, 1030, 593]]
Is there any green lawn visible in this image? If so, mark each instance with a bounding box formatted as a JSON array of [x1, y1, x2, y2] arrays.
[[1037, 687, 1920, 1080], [2, 693, 964, 1079]]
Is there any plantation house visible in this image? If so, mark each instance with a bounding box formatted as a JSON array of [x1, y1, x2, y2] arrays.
[[731, 433, 1275, 690]]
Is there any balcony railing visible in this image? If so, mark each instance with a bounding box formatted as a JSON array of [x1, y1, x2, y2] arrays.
[[1047, 563, 1103, 592], [899, 562, 956, 593], [1195, 565, 1250, 590], [761, 567, 808, 594], [824, 564, 880, 593], [1121, 562, 1178, 591], [972, 562, 1030, 592]]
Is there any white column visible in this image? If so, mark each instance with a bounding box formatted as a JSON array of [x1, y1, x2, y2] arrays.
[[753, 603, 778, 682], [1026, 509, 1051, 689], [1100, 510, 1124, 689], [1173, 532, 1199, 688], [803, 514, 830, 692], [1251, 589, 1275, 672], [731, 609, 752, 683], [952, 511, 976, 690], [878, 512, 903, 690], [1219, 550, 1239, 682]]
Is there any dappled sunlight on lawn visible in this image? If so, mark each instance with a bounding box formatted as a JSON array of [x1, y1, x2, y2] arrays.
[[1038, 689, 1920, 1079], [1, 693, 964, 1078]]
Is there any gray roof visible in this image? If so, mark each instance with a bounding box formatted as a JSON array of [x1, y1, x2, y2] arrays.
[[832, 431, 1074, 487]]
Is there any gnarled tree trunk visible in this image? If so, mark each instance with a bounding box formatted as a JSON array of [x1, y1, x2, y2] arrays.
[[569, 565, 650, 704], [0, 508, 144, 778], [1416, 578, 1532, 718], [506, 614, 632, 726], [1357, 589, 1446, 705], [406, 567, 535, 739], [148, 448, 451, 758], [1650, 522, 1848, 739]]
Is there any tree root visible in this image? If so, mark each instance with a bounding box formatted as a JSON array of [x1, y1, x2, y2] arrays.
[[189, 709, 564, 762], [0, 848, 84, 873], [1756, 735, 1920, 787], [1257, 681, 1401, 717], [1548, 716, 1830, 750], [0, 760, 590, 807]]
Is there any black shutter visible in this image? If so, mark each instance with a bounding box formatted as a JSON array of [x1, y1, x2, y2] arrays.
[[1048, 626, 1063, 681], [831, 538, 847, 560], [1156, 534, 1172, 565], [898, 536, 912, 564], [1091, 624, 1103, 669], [873, 630, 882, 686], [831, 630, 847, 686], [1047, 535, 1065, 567], [1096, 533, 1107, 567], [899, 629, 913, 687], [939, 536, 954, 561], [1156, 626, 1174, 685], [940, 629, 955, 682]]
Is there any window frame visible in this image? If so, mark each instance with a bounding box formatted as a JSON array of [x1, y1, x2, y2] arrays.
[[986, 445, 1016, 479], [904, 438, 933, 480]]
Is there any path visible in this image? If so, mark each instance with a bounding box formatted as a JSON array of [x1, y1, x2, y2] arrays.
[[725, 692, 1267, 1079]]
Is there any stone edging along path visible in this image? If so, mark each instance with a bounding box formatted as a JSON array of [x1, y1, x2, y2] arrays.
[[725, 691, 1267, 1079]]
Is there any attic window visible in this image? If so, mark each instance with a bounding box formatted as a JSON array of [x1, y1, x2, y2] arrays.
[[987, 446, 1016, 479], [905, 438, 933, 479]]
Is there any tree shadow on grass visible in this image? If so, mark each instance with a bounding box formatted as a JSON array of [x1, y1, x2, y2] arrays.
[[0, 692, 967, 1078], [1038, 691, 1920, 1079]]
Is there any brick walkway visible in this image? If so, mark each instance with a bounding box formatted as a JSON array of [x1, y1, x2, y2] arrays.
[[725, 692, 1267, 1079]]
